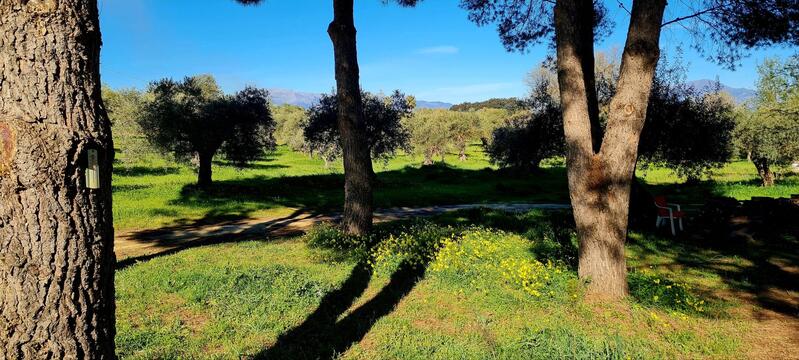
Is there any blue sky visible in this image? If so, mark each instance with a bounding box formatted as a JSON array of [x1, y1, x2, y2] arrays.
[[99, 0, 796, 104]]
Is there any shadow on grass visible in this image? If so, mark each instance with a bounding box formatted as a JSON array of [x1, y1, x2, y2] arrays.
[[114, 165, 182, 177], [641, 173, 799, 204], [117, 207, 330, 270], [213, 159, 290, 171], [253, 261, 427, 359], [171, 164, 568, 215], [116, 164, 568, 269], [627, 210, 799, 319], [438, 206, 798, 319]]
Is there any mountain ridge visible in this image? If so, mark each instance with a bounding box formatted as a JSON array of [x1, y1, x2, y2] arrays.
[[685, 79, 756, 104], [268, 88, 453, 109], [270, 80, 756, 110]]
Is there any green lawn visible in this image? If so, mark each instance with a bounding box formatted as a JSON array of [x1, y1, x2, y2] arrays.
[[114, 145, 798, 232], [116, 208, 774, 359], [114, 148, 799, 358], [112, 145, 569, 231], [638, 160, 799, 204]]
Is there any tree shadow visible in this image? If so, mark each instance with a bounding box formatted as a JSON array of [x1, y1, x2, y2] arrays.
[[252, 261, 427, 359], [440, 204, 798, 320], [114, 165, 182, 177], [115, 163, 568, 270], [212, 159, 289, 171], [117, 207, 330, 269], [170, 164, 568, 217], [627, 200, 799, 319]]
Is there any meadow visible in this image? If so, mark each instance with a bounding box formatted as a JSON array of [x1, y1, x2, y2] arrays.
[[112, 145, 799, 232], [115, 207, 799, 359], [112, 146, 798, 358]]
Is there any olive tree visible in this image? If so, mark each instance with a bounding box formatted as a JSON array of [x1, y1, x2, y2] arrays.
[[274, 104, 309, 151], [486, 76, 564, 171], [404, 109, 454, 165], [633, 54, 736, 182], [139, 75, 276, 187], [304, 90, 413, 165], [103, 86, 154, 164], [735, 56, 799, 186]]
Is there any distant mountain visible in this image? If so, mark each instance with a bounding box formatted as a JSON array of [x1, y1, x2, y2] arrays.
[[416, 100, 453, 109], [685, 79, 756, 104], [268, 88, 452, 110], [268, 89, 321, 109]]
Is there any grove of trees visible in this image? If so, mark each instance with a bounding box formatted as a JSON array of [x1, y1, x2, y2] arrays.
[[2, 0, 798, 355], [485, 51, 737, 182]]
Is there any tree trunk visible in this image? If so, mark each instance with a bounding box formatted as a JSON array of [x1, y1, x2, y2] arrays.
[[198, 151, 214, 188], [423, 152, 433, 165], [555, 0, 666, 298], [753, 158, 775, 186], [0, 1, 116, 358], [328, 0, 374, 235]]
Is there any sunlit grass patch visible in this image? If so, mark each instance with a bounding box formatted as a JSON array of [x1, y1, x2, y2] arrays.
[[117, 209, 751, 359]]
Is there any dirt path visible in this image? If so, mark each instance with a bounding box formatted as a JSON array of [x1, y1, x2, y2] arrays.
[[115, 203, 570, 262]]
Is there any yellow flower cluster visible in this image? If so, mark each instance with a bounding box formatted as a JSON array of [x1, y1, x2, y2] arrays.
[[431, 229, 569, 298], [632, 269, 707, 314], [499, 258, 552, 297], [430, 229, 501, 272], [368, 223, 456, 273]]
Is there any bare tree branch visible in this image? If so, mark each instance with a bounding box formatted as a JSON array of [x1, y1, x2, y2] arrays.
[[661, 6, 721, 28]]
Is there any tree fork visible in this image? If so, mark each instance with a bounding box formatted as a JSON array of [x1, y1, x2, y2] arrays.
[[0, 1, 116, 357], [556, 0, 666, 298]]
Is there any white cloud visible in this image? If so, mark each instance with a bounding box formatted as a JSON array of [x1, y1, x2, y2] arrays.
[[416, 45, 459, 55]]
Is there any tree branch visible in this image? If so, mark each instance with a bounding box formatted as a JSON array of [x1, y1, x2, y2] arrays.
[[661, 6, 720, 28], [616, 0, 631, 16]]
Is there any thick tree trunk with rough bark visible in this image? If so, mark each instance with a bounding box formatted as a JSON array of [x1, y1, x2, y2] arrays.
[[328, 0, 375, 235], [555, 0, 666, 298], [198, 151, 214, 188], [0, 1, 115, 358], [753, 158, 775, 186]]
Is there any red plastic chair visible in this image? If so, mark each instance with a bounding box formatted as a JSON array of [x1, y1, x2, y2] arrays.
[[654, 196, 684, 236]]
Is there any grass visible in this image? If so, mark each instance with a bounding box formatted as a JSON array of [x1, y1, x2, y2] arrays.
[[113, 144, 797, 358], [113, 145, 798, 232], [115, 208, 769, 359], [112, 145, 569, 231], [639, 160, 799, 204]]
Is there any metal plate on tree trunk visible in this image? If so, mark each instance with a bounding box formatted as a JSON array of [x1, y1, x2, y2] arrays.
[[86, 149, 100, 189], [0, 122, 15, 175]]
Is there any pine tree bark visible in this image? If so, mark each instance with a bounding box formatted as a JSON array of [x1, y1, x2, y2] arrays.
[[0, 1, 116, 358], [555, 0, 666, 298], [328, 0, 375, 235]]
